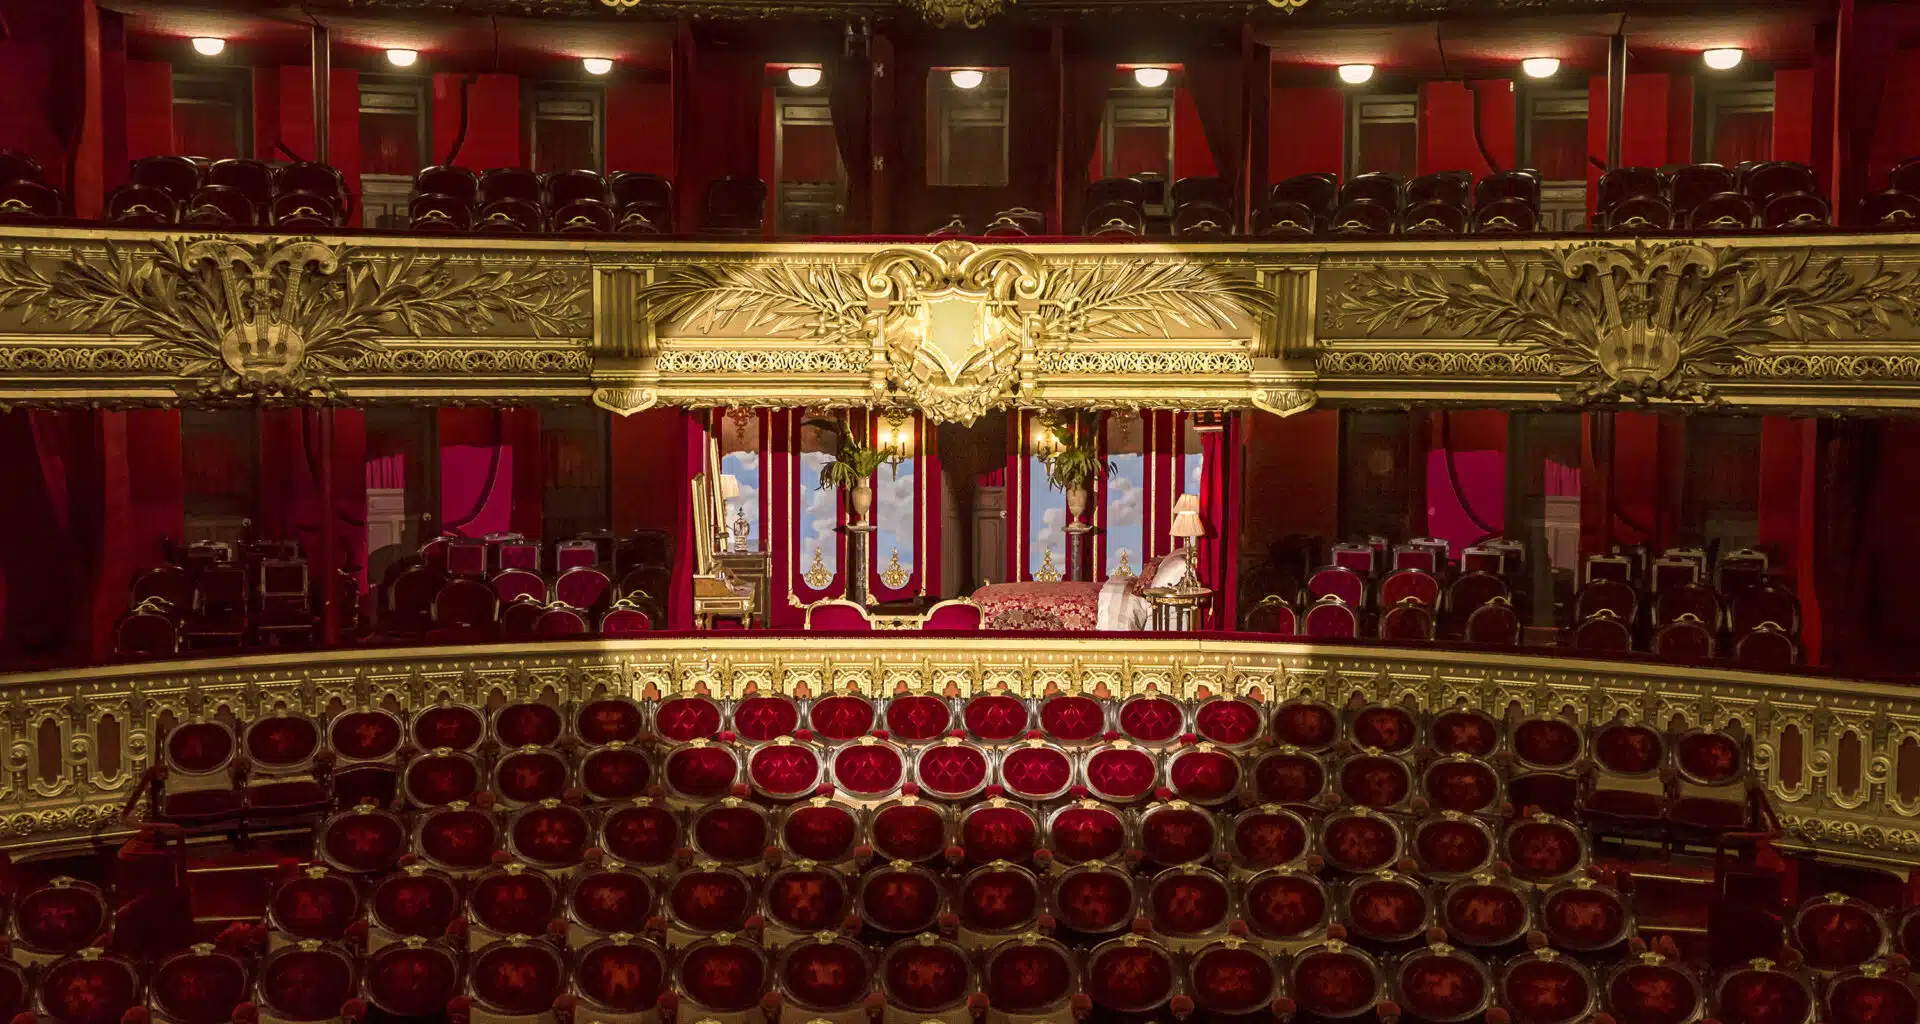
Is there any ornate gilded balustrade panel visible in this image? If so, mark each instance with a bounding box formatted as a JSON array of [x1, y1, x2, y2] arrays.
[[4, 228, 1919, 415], [2, 635, 1916, 863]]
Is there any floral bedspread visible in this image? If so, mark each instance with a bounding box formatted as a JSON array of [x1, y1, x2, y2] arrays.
[[972, 581, 1104, 631]]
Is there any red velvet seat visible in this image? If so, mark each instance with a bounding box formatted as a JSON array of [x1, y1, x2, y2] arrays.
[[1254, 198, 1316, 236], [688, 799, 772, 866], [958, 801, 1039, 863], [269, 868, 361, 942], [954, 862, 1043, 938], [1508, 716, 1583, 819], [1430, 707, 1502, 757], [37, 950, 140, 1024], [1503, 812, 1588, 885], [1289, 941, 1386, 1019], [244, 713, 328, 813], [1319, 807, 1403, 873], [1412, 812, 1495, 878], [856, 863, 944, 935], [493, 747, 570, 807], [1249, 747, 1328, 805], [881, 693, 952, 742], [922, 598, 984, 630], [1379, 598, 1435, 640], [574, 696, 646, 746], [1341, 871, 1430, 944], [316, 804, 407, 874], [1545, 880, 1631, 952], [1116, 693, 1184, 745], [413, 804, 499, 876], [1713, 960, 1814, 1024], [759, 863, 846, 935], [1303, 596, 1360, 638], [1597, 166, 1664, 217], [1670, 163, 1735, 215], [1860, 189, 1920, 228], [1690, 191, 1757, 230], [863, 801, 948, 863], [468, 938, 566, 1018], [158, 720, 242, 822], [255, 943, 357, 1024], [810, 693, 878, 739], [1394, 944, 1492, 1023], [1242, 868, 1329, 944], [553, 566, 614, 615], [1036, 692, 1107, 744], [1046, 863, 1134, 936], [732, 693, 802, 741], [662, 741, 743, 802], [1401, 198, 1470, 235], [1498, 950, 1596, 1024], [1731, 580, 1799, 636], [1227, 805, 1309, 872], [1607, 195, 1673, 232], [1652, 615, 1716, 661], [913, 738, 991, 800], [1240, 594, 1296, 634], [1271, 697, 1340, 752], [1192, 695, 1264, 747], [1441, 875, 1533, 949], [1080, 742, 1158, 803], [1475, 196, 1538, 233], [806, 600, 873, 631], [775, 799, 861, 864], [150, 946, 248, 1024], [1338, 751, 1414, 810], [1043, 801, 1128, 864], [431, 577, 498, 632], [1571, 610, 1633, 653], [183, 184, 255, 226], [1422, 753, 1502, 814], [115, 604, 180, 658], [654, 694, 723, 742], [1790, 894, 1887, 971], [1308, 565, 1368, 606], [15, 879, 110, 957], [1137, 801, 1218, 865], [271, 189, 340, 229], [597, 799, 680, 869], [533, 605, 590, 635]]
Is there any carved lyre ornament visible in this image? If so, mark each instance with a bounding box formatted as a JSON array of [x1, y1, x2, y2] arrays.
[[1330, 240, 1920, 403]]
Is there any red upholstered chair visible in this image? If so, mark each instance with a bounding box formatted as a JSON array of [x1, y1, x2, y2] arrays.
[[116, 603, 180, 659], [468, 864, 561, 941], [1652, 615, 1716, 661], [1378, 598, 1435, 640], [1690, 191, 1758, 230], [1498, 950, 1596, 1024], [810, 693, 879, 740], [653, 694, 723, 742], [1474, 197, 1538, 233], [555, 539, 600, 571], [571, 935, 667, 1021], [15, 878, 110, 959], [878, 693, 949, 744], [269, 867, 361, 942], [500, 596, 544, 637], [731, 693, 801, 742], [1422, 754, 1503, 815], [157, 720, 243, 823], [1440, 875, 1533, 949], [1254, 199, 1316, 236], [554, 567, 614, 615], [1144, 866, 1233, 940], [1670, 162, 1735, 214], [1502, 813, 1588, 886], [597, 799, 680, 870], [1270, 698, 1340, 753], [957, 802, 1040, 865], [149, 945, 249, 1024], [1508, 716, 1584, 819], [37, 950, 140, 1024], [1034, 693, 1105, 744], [1575, 577, 1639, 625], [490, 567, 546, 606], [574, 696, 645, 747], [432, 577, 498, 632], [384, 564, 444, 636], [328, 708, 403, 808], [1791, 895, 1893, 971], [243, 713, 328, 815], [1240, 595, 1296, 634], [1289, 940, 1387, 1019], [270, 189, 341, 229], [414, 805, 501, 875], [0, 178, 60, 221], [363, 939, 462, 1019], [1463, 596, 1521, 646], [468, 939, 567, 1019], [1330, 542, 1376, 575], [1309, 565, 1368, 607], [1410, 813, 1495, 879], [921, 598, 983, 630], [1822, 967, 1917, 1024], [1393, 943, 1491, 1022], [1597, 165, 1663, 215], [1338, 751, 1414, 811], [865, 800, 950, 865], [255, 943, 357, 1023], [106, 182, 177, 225], [1860, 190, 1920, 229], [1732, 579, 1800, 636], [1078, 742, 1158, 806], [315, 804, 407, 875], [874, 937, 974, 1021], [1735, 623, 1798, 668], [1243, 869, 1330, 945], [404, 750, 483, 807], [1349, 704, 1419, 754], [775, 799, 862, 867], [183, 184, 256, 226], [492, 700, 564, 748], [1044, 864, 1133, 938], [688, 800, 774, 866], [1303, 596, 1360, 639], [578, 742, 653, 803], [507, 802, 593, 869], [1447, 570, 1509, 615], [953, 863, 1044, 941], [662, 867, 757, 937], [1547, 880, 1633, 953], [1654, 582, 1722, 628], [553, 198, 615, 233], [912, 738, 991, 801], [1249, 748, 1328, 806], [408, 192, 471, 231], [1227, 806, 1310, 872], [1084, 936, 1180, 1017], [1319, 807, 1404, 874], [662, 741, 744, 803], [1571, 610, 1633, 654], [1430, 707, 1502, 757], [759, 863, 847, 936], [1185, 942, 1283, 1019], [1138, 801, 1218, 868], [1585, 722, 1668, 827], [412, 701, 487, 752], [1192, 695, 1264, 748], [1715, 548, 1770, 593], [1671, 730, 1755, 834], [1712, 960, 1815, 1024], [532, 605, 590, 635], [1340, 172, 1402, 209], [493, 747, 570, 808], [805, 599, 873, 631], [1116, 694, 1185, 745], [414, 164, 479, 208], [599, 600, 653, 635], [1380, 568, 1441, 607], [978, 937, 1077, 1019], [989, 742, 1070, 804]]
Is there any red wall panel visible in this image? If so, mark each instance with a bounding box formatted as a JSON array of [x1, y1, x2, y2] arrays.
[[1173, 87, 1218, 178], [125, 60, 174, 161], [1418, 81, 1515, 175], [430, 73, 522, 170], [1267, 86, 1345, 182], [1773, 68, 1815, 166], [606, 81, 676, 175], [1868, 51, 1920, 189]]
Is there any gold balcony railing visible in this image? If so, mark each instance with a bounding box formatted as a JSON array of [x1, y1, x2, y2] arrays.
[[1, 635, 1914, 864]]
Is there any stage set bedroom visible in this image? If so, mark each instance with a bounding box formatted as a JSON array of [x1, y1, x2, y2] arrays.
[[6, 3, 1920, 1024]]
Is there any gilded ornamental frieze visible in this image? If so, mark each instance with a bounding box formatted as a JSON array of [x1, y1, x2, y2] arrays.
[[3, 226, 1920, 412], [4, 635, 1920, 864]]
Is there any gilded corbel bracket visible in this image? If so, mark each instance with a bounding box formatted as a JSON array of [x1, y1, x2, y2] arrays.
[[590, 266, 660, 416]]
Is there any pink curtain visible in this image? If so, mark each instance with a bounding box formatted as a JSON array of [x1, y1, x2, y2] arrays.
[[670, 410, 703, 630], [1198, 415, 1242, 630]]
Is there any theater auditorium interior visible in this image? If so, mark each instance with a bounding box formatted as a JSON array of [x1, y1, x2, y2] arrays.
[[4, 0, 1920, 1022]]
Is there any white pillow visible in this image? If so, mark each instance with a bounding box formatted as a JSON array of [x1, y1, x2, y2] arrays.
[[1151, 548, 1189, 588]]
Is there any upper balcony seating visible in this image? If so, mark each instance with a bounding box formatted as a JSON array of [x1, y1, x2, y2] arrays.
[[407, 166, 702, 236], [1857, 158, 1920, 230], [0, 148, 65, 221], [1599, 161, 1833, 233], [105, 155, 351, 229], [1259, 168, 1544, 238]]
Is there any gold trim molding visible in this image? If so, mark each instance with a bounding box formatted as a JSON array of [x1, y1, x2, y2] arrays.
[[4, 635, 1920, 862], [2, 229, 1920, 413]]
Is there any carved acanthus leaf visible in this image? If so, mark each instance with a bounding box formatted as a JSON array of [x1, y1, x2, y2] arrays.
[[638, 261, 870, 343]]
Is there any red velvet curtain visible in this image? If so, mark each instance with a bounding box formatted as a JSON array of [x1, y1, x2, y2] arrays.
[[1008, 48, 1060, 229], [670, 409, 702, 630], [829, 50, 874, 234], [1198, 415, 1242, 630], [1061, 45, 1114, 232], [1184, 39, 1245, 205], [675, 25, 763, 229]]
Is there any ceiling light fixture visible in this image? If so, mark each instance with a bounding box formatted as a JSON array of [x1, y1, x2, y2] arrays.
[[191, 37, 226, 56], [1521, 57, 1561, 78], [786, 66, 823, 88], [385, 49, 418, 67], [582, 57, 613, 75], [1703, 48, 1744, 70], [948, 68, 985, 90], [1133, 66, 1170, 88], [1336, 64, 1375, 85]]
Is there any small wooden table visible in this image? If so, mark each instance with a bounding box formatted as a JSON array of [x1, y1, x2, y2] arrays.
[[1145, 586, 1212, 632], [693, 574, 754, 628]]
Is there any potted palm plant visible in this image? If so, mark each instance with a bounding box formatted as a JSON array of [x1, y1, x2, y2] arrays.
[[1041, 422, 1116, 534], [806, 416, 891, 527]]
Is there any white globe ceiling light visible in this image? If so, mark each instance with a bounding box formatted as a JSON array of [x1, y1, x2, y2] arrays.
[[1521, 57, 1561, 78], [787, 66, 823, 88], [1703, 48, 1744, 70], [191, 37, 226, 56], [1133, 66, 1170, 88], [1337, 64, 1375, 85], [949, 68, 986, 89], [583, 57, 614, 75], [385, 49, 419, 67]]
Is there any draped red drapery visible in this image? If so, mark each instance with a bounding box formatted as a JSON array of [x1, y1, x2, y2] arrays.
[[1197, 414, 1242, 630]]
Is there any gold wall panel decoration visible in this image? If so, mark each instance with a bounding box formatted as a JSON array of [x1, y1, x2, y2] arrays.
[[0, 237, 589, 401], [1327, 241, 1920, 404], [3, 229, 1920, 413]]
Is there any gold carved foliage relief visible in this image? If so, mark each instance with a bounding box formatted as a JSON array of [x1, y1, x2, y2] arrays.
[[1328, 241, 1920, 403], [0, 237, 589, 399]]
